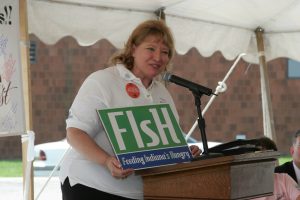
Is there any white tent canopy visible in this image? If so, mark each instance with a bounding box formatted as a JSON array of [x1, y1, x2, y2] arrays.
[[28, 0, 300, 64], [27, 0, 300, 141]]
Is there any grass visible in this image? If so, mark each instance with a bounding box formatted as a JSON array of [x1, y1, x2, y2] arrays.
[[278, 156, 292, 165], [0, 156, 294, 177], [0, 159, 23, 177]]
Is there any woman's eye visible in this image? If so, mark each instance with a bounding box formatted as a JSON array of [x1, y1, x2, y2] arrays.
[[147, 47, 155, 51], [162, 51, 169, 55]]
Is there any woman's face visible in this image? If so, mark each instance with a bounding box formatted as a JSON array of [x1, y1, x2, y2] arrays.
[[131, 35, 170, 87]]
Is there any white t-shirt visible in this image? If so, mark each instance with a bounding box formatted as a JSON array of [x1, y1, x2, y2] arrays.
[[59, 64, 179, 200]]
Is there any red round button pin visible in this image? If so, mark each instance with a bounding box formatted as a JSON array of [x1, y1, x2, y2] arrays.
[[126, 83, 140, 98]]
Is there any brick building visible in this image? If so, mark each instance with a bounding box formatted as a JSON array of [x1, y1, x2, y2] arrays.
[[0, 35, 299, 159]]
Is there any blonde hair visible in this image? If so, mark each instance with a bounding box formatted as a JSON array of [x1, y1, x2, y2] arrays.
[[110, 20, 175, 70]]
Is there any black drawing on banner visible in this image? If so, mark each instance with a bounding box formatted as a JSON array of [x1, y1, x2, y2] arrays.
[[0, 81, 17, 106], [0, 54, 17, 107], [0, 5, 12, 25]]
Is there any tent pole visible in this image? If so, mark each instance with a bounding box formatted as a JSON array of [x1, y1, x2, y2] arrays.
[[20, 0, 34, 199], [155, 7, 166, 21], [255, 27, 277, 142]]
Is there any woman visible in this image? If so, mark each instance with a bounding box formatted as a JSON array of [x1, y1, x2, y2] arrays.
[[59, 19, 200, 200]]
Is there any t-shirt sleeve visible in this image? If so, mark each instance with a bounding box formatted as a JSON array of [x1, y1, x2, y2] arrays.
[[66, 76, 109, 138]]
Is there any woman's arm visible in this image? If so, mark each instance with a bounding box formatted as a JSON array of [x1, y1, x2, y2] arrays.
[[66, 127, 133, 178]]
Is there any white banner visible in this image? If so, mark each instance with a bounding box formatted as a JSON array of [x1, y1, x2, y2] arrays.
[[0, 0, 26, 136]]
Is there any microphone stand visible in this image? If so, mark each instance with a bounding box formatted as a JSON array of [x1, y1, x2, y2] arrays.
[[193, 91, 223, 159], [193, 92, 209, 155]]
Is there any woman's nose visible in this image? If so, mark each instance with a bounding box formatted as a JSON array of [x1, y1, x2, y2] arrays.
[[153, 50, 161, 61]]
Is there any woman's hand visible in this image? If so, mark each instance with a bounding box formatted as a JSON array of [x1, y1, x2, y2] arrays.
[[66, 128, 133, 179], [189, 145, 202, 158], [105, 156, 134, 179]]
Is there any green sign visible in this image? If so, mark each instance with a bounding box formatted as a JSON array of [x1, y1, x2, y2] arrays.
[[97, 104, 192, 169]]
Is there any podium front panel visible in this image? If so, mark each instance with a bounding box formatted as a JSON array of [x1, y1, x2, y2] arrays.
[[138, 151, 279, 200]]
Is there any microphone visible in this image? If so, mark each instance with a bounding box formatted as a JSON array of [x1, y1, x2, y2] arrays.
[[163, 72, 213, 96]]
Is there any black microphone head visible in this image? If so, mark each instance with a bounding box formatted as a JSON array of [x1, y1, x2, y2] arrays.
[[162, 72, 172, 81]]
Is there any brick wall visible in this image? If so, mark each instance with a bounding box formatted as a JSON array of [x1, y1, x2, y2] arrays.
[[0, 35, 299, 159]]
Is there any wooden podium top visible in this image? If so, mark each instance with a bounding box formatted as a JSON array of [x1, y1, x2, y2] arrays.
[[137, 151, 280, 200], [137, 150, 279, 176]]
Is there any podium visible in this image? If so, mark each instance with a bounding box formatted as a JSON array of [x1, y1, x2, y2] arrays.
[[137, 151, 279, 200]]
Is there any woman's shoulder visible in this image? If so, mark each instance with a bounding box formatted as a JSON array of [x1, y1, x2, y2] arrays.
[[88, 65, 119, 81]]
